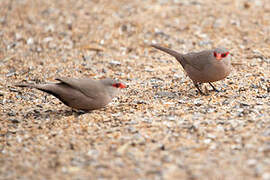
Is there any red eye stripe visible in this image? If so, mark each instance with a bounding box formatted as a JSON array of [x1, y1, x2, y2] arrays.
[[113, 83, 119, 88], [213, 52, 217, 57], [112, 83, 126, 88], [221, 52, 229, 58]]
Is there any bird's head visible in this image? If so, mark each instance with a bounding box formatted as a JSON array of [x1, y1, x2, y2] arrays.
[[213, 47, 230, 60], [101, 78, 126, 89], [112, 82, 126, 89], [101, 78, 126, 98]]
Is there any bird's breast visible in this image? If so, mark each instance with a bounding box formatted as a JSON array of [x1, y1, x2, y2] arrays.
[[185, 60, 232, 83]]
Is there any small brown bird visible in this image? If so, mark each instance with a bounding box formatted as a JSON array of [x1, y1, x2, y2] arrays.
[[151, 44, 232, 94], [15, 77, 126, 111]]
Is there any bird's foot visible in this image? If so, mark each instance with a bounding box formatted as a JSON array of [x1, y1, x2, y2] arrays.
[[209, 82, 220, 92], [72, 109, 88, 116], [194, 83, 208, 96]]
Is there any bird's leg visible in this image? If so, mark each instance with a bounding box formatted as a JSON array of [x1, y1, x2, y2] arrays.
[[209, 82, 220, 92], [194, 83, 206, 95], [72, 109, 88, 116]]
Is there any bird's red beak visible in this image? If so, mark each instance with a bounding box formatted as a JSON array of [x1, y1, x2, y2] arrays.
[[113, 83, 126, 88], [119, 83, 126, 89], [216, 53, 222, 60]]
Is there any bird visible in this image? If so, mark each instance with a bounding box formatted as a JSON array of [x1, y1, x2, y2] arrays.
[[151, 44, 232, 94], [15, 77, 126, 111]]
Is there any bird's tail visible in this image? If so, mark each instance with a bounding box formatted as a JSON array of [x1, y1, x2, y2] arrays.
[[151, 44, 187, 67], [15, 83, 54, 93], [15, 83, 61, 100], [15, 83, 37, 88], [151, 44, 183, 58]]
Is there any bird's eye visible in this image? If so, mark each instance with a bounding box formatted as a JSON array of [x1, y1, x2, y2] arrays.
[[112, 83, 126, 88], [213, 52, 217, 57], [113, 83, 120, 88], [221, 52, 229, 58]]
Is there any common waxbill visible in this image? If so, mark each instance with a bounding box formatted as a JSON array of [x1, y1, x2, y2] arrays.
[[151, 44, 232, 94], [15, 77, 126, 111]]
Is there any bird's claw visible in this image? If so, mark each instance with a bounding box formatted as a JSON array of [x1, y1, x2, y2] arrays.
[[194, 83, 208, 96], [209, 82, 220, 92]]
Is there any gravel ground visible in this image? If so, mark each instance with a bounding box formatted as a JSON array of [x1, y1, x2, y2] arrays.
[[1, 0, 270, 179]]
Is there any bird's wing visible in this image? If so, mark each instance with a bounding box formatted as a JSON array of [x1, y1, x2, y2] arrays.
[[56, 77, 103, 99], [183, 50, 212, 71]]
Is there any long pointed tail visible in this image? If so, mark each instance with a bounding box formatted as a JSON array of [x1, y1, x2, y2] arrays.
[[15, 83, 60, 99], [151, 44, 183, 59], [151, 44, 188, 68], [15, 83, 55, 93], [15, 83, 37, 88]]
